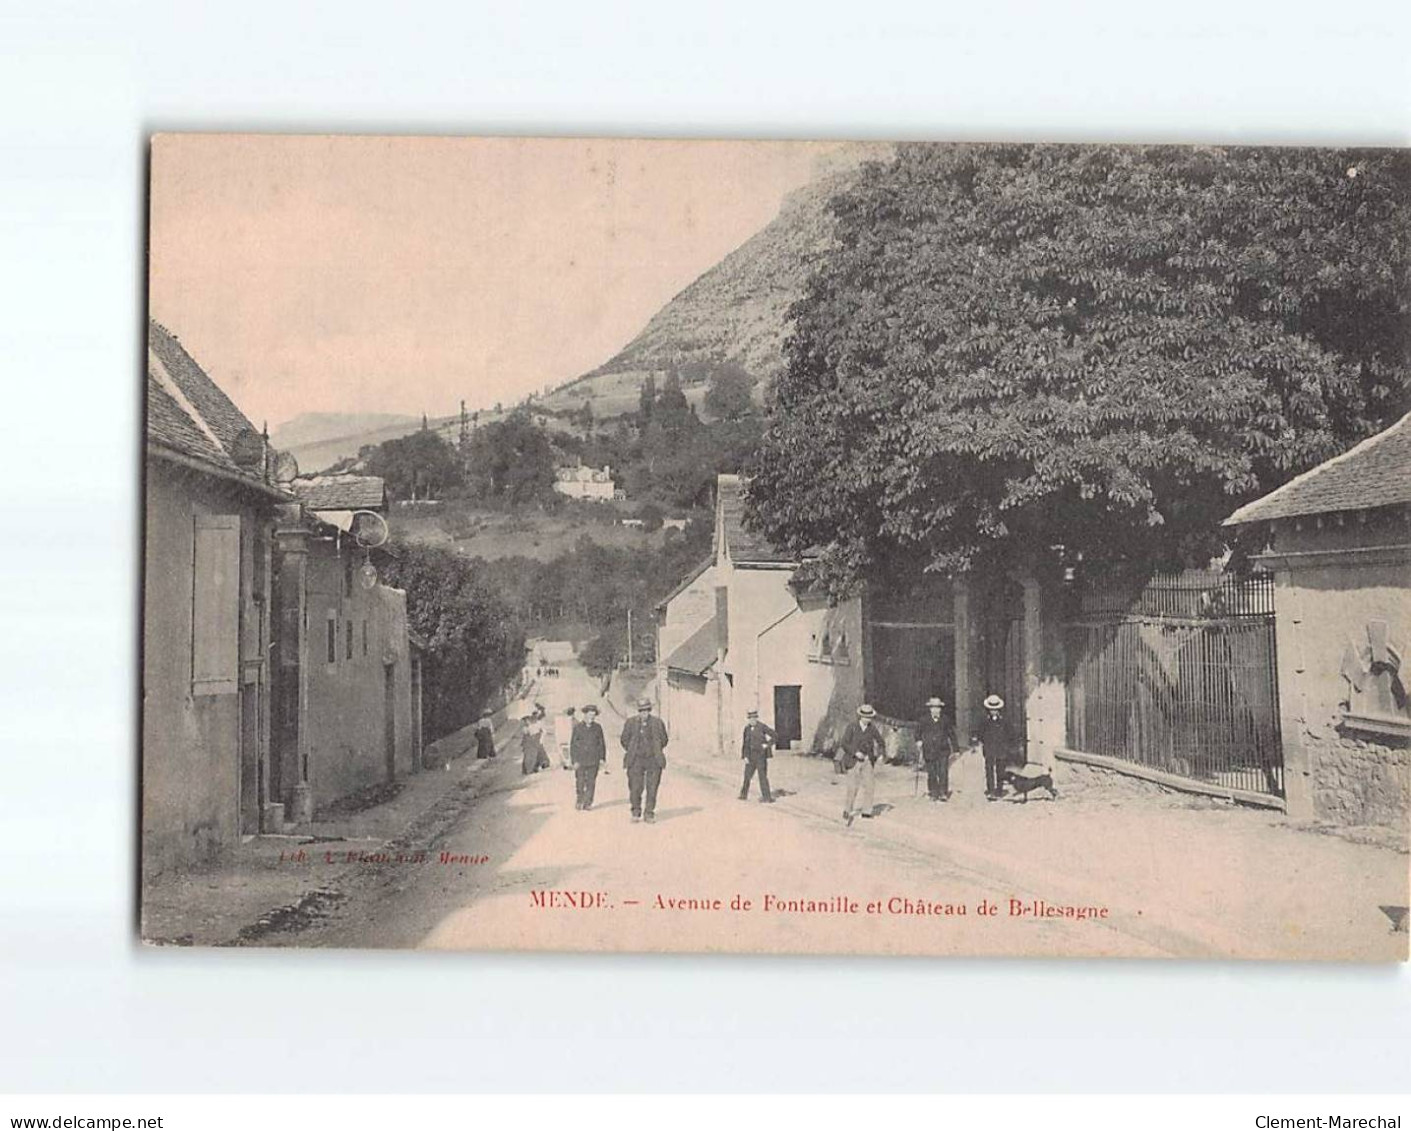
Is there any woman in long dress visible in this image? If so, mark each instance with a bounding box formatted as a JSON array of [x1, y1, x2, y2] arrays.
[[475, 713, 497, 760], [521, 706, 550, 775]]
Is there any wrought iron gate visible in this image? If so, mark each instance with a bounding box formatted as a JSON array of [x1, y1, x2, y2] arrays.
[[1064, 571, 1283, 798]]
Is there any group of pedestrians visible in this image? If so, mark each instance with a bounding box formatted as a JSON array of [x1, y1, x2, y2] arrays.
[[518, 697, 670, 823], [515, 686, 1019, 830], [835, 693, 1016, 825]]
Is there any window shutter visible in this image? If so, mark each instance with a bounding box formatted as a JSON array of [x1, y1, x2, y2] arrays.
[[192, 514, 241, 695]]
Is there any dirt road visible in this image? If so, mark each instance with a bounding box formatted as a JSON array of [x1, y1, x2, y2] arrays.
[[274, 659, 1168, 957], [256, 653, 1404, 960]]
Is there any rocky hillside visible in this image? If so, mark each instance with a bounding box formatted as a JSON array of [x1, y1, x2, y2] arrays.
[[545, 145, 892, 414]]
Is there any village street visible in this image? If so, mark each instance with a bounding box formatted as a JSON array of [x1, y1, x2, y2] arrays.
[[233, 651, 1406, 962]]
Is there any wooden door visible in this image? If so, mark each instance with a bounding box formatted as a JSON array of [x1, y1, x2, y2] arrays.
[[773, 685, 802, 749]]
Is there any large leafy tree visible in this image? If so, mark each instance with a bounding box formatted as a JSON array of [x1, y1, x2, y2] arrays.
[[463, 411, 558, 506], [750, 144, 1410, 593], [365, 429, 463, 501], [374, 540, 526, 739], [702, 362, 758, 421]]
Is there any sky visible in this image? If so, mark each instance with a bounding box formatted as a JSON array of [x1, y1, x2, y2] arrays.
[[148, 135, 847, 429]]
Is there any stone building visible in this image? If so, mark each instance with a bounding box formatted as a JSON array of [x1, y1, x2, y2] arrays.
[[142, 320, 289, 876], [142, 321, 425, 879], [1224, 413, 1411, 829], [273, 475, 425, 819]]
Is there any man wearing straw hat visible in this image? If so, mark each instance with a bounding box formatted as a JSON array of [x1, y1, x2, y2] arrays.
[[917, 696, 956, 802], [837, 704, 886, 826], [979, 693, 1010, 800]]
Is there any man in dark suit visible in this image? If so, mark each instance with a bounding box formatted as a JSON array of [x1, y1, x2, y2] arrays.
[[917, 695, 956, 801], [570, 703, 607, 810], [620, 697, 669, 824], [837, 704, 886, 826], [739, 709, 777, 803], [978, 693, 1010, 800]]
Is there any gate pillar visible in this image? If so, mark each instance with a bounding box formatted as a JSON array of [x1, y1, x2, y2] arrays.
[[1022, 570, 1066, 767]]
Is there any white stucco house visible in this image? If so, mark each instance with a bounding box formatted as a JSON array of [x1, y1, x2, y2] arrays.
[[655, 474, 864, 758], [553, 463, 615, 502]]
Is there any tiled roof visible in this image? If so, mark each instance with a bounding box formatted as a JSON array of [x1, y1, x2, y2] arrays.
[[716, 474, 794, 565], [293, 475, 387, 511], [1224, 413, 1411, 525], [665, 617, 718, 675], [146, 320, 277, 494], [148, 320, 258, 457], [146, 376, 228, 469]]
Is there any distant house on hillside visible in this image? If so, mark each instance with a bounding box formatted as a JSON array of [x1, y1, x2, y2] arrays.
[[554, 462, 615, 502], [655, 474, 864, 758], [1224, 412, 1411, 829]]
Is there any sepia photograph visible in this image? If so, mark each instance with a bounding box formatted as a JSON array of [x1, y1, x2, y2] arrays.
[[140, 134, 1410, 961]]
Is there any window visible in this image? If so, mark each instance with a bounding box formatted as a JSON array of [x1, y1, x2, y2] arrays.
[[326, 614, 337, 664], [346, 619, 354, 660], [192, 515, 241, 695], [343, 552, 354, 598]]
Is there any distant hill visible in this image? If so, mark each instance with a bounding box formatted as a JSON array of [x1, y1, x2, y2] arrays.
[[275, 145, 892, 469], [274, 414, 433, 474], [541, 146, 892, 418], [271, 411, 421, 450]]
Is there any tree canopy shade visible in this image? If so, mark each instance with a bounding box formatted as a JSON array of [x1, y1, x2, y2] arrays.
[[749, 144, 1411, 594]]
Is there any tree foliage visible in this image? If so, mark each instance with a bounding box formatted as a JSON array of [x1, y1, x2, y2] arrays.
[[702, 362, 757, 421], [463, 411, 558, 506], [750, 144, 1411, 593], [374, 540, 526, 739], [476, 520, 712, 669], [364, 430, 463, 501]]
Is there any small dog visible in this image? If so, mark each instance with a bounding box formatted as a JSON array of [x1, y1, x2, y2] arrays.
[[1000, 763, 1058, 802]]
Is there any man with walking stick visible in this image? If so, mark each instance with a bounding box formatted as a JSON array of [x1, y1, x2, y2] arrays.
[[837, 704, 886, 826]]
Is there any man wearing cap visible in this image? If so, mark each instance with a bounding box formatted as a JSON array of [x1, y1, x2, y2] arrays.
[[837, 704, 886, 826], [570, 704, 607, 810], [739, 709, 777, 803], [620, 697, 669, 823], [917, 696, 956, 802], [979, 693, 1009, 800]]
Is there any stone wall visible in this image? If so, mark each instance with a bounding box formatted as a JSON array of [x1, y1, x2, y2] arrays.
[[1307, 731, 1410, 829], [1259, 513, 1410, 831]]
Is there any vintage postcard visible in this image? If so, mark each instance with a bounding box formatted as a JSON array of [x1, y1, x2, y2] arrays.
[[141, 135, 1409, 959]]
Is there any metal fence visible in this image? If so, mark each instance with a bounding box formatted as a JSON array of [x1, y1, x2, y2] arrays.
[[1064, 570, 1283, 798]]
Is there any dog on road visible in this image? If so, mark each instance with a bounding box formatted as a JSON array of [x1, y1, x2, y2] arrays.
[[1000, 763, 1059, 802]]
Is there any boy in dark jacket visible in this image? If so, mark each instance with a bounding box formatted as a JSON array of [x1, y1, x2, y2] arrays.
[[570, 703, 607, 810]]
